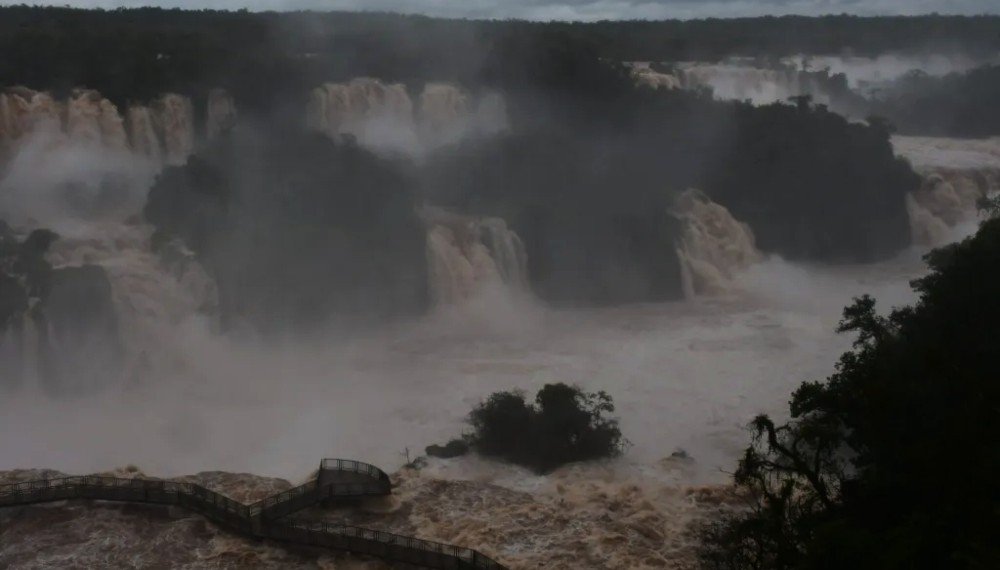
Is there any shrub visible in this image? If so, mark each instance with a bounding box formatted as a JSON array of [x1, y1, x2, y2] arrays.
[[466, 383, 627, 473]]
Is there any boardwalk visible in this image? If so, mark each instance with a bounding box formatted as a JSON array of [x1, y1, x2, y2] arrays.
[[0, 459, 506, 570]]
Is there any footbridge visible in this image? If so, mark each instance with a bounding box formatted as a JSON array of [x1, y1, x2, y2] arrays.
[[0, 458, 506, 569]]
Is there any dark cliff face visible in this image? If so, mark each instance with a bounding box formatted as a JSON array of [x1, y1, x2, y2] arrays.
[[422, 132, 686, 306], [144, 129, 430, 334], [1, 224, 123, 394], [703, 103, 920, 263], [36, 264, 123, 395]]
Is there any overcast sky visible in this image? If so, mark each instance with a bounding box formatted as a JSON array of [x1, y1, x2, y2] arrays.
[[3, 1, 998, 21]]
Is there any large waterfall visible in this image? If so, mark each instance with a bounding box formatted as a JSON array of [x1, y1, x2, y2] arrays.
[[628, 61, 831, 106], [151, 94, 195, 165], [206, 89, 237, 139], [892, 136, 1000, 247], [672, 189, 761, 298], [1, 221, 218, 394], [1, 86, 233, 168], [421, 207, 529, 305], [306, 79, 507, 154], [906, 168, 1000, 246], [0, 88, 63, 149], [306, 78, 416, 152], [0, 86, 217, 393], [126, 106, 163, 163], [66, 89, 128, 150]]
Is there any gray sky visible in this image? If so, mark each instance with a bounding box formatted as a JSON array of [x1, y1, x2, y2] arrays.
[[2, 1, 998, 20]]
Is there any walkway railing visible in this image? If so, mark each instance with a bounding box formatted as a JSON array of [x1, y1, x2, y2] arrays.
[[0, 459, 506, 570]]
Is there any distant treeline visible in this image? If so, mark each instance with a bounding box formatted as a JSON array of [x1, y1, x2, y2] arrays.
[[1, 6, 998, 110]]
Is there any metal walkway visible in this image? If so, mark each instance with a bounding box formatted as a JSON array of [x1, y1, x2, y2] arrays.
[[0, 458, 506, 569]]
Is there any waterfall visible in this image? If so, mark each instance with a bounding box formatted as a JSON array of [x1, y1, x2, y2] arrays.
[[672, 189, 762, 297], [1, 87, 204, 167], [0, 89, 63, 151], [677, 63, 823, 105], [421, 208, 529, 305], [419, 83, 471, 131], [127, 105, 163, 163], [627, 60, 833, 106], [630, 63, 683, 90], [478, 218, 529, 289], [126, 93, 196, 166], [306, 78, 417, 152], [206, 89, 237, 139], [417, 83, 508, 147], [46, 223, 219, 373], [1, 221, 219, 393], [307, 79, 508, 153], [906, 168, 1000, 246], [66, 89, 103, 146], [153, 93, 195, 166], [417, 83, 470, 146]]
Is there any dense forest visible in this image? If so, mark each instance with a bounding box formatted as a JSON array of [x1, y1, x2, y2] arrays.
[[1, 7, 998, 111]]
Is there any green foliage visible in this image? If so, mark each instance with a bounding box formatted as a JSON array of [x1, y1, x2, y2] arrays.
[[700, 220, 1000, 569], [466, 383, 628, 473]]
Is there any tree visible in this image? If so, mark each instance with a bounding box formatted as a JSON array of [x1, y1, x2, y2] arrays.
[[700, 219, 1000, 569], [466, 383, 628, 473]]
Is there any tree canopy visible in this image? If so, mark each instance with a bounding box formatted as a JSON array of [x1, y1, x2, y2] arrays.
[[700, 217, 1000, 569], [466, 383, 628, 473]]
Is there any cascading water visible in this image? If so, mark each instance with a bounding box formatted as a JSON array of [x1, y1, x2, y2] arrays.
[[306, 78, 417, 153], [627, 60, 836, 107], [672, 189, 762, 298], [66, 89, 128, 151], [126, 105, 163, 163], [906, 168, 1000, 246], [893, 136, 1000, 247], [1, 222, 217, 394], [152, 94, 195, 166], [418, 83, 509, 147], [206, 89, 237, 139], [478, 218, 530, 289], [45, 223, 219, 386], [418, 82, 470, 147], [0, 88, 65, 157], [307, 79, 507, 154], [679, 63, 817, 105], [421, 207, 529, 305], [0, 106, 213, 394], [1, 87, 207, 168], [630, 63, 683, 91]]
